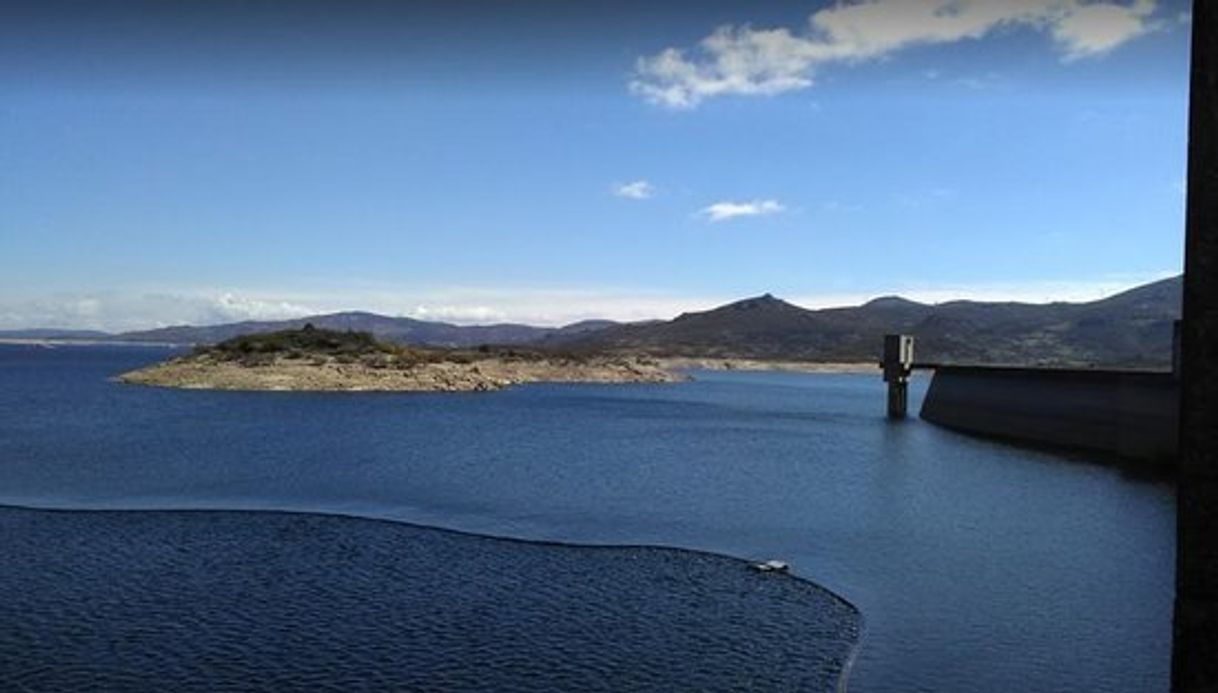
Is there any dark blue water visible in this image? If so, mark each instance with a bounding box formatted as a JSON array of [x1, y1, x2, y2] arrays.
[[0, 344, 1176, 692], [0, 507, 859, 692]]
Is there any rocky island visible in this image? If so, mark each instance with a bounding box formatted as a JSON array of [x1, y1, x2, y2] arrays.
[[118, 326, 682, 392]]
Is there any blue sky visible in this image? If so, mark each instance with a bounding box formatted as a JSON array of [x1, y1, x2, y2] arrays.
[[0, 0, 1193, 330]]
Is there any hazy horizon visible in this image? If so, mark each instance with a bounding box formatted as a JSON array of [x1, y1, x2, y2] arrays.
[[0, 272, 1181, 333], [1, 0, 1192, 331]]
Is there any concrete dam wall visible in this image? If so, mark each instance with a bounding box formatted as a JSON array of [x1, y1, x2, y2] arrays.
[[919, 366, 1179, 464]]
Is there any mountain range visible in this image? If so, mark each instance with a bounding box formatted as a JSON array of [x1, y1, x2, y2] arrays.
[[110, 313, 618, 349], [559, 275, 1180, 368], [0, 275, 1182, 368]]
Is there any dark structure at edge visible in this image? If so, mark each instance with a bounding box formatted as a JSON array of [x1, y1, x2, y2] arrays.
[[1175, 3, 1218, 690]]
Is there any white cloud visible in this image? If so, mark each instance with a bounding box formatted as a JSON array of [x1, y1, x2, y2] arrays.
[[1050, 0, 1159, 60], [206, 292, 316, 323], [400, 290, 722, 326], [699, 199, 785, 222], [0, 291, 316, 333], [613, 180, 656, 200], [411, 304, 506, 323], [0, 286, 728, 332], [632, 0, 1158, 108], [839, 271, 1179, 306], [820, 200, 863, 213]]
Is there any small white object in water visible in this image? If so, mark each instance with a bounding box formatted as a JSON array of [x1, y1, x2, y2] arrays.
[[751, 559, 790, 573]]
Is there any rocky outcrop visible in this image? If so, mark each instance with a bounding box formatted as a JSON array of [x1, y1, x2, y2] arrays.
[[118, 352, 681, 392], [117, 327, 682, 392]]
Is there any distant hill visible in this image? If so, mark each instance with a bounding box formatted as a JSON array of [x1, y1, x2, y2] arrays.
[[114, 312, 622, 348], [555, 276, 1182, 368], [7, 275, 1183, 368], [0, 328, 113, 341]]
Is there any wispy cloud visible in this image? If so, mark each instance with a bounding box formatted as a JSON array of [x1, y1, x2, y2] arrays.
[[0, 291, 316, 333], [0, 286, 727, 332], [954, 71, 1004, 90], [895, 186, 958, 208], [632, 0, 1158, 108], [699, 199, 785, 222], [820, 200, 863, 213], [0, 272, 1179, 333], [813, 271, 1179, 307], [613, 180, 655, 200]]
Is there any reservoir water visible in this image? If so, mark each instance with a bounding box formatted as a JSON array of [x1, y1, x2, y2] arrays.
[[0, 344, 1175, 692]]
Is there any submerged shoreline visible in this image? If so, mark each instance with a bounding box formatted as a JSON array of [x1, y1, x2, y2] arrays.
[[0, 503, 861, 692]]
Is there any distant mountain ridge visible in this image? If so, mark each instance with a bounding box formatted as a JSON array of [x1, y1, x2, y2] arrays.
[[113, 312, 616, 348], [0, 328, 113, 341], [554, 276, 1182, 368], [3, 275, 1182, 368]]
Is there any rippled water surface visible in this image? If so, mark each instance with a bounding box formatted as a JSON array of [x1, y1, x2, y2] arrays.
[[0, 344, 1176, 692], [0, 507, 858, 692]]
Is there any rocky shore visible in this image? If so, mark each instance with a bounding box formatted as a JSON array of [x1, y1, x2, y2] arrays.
[[117, 327, 682, 392], [656, 357, 879, 374]]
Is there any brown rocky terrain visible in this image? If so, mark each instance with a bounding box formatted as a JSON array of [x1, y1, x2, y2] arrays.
[[118, 326, 681, 392]]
